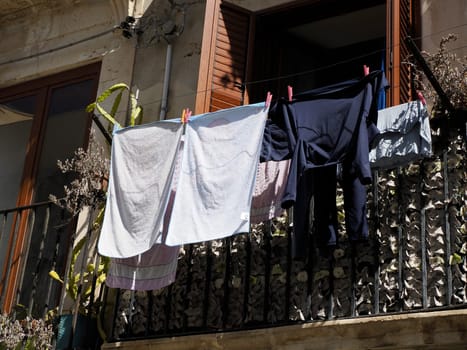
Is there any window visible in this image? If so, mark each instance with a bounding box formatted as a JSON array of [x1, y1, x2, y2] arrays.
[[195, 0, 417, 113], [0, 62, 100, 315]]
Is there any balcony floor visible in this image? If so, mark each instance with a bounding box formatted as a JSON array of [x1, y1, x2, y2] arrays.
[[102, 308, 467, 350]]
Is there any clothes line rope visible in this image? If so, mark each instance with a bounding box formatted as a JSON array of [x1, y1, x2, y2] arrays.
[[138, 42, 466, 112]]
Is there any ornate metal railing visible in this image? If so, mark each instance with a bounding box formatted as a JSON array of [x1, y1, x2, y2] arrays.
[[0, 201, 75, 318], [2, 140, 466, 344], [105, 137, 467, 342]]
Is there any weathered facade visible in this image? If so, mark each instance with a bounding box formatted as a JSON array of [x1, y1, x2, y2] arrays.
[[0, 0, 466, 349]]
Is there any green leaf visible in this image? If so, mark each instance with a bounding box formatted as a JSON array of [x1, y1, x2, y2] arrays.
[[68, 236, 88, 288], [87, 263, 96, 273], [86, 102, 97, 113], [96, 83, 129, 104], [449, 253, 463, 265], [110, 90, 124, 118], [97, 273, 107, 284], [271, 264, 283, 275], [93, 206, 106, 230], [95, 103, 121, 128], [82, 284, 93, 299], [130, 105, 142, 126], [49, 270, 64, 283]]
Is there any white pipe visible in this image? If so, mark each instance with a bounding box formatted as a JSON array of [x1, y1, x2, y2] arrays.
[[159, 42, 173, 120]]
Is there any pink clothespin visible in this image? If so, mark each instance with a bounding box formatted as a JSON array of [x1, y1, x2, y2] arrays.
[[287, 85, 293, 102], [363, 65, 370, 76], [265, 91, 272, 109], [182, 108, 192, 123], [417, 91, 427, 105]]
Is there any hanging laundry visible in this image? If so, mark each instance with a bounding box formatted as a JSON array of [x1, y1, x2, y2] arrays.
[[370, 100, 432, 169], [165, 103, 267, 246], [106, 243, 179, 290], [105, 136, 185, 290], [261, 71, 388, 257], [98, 120, 183, 258], [250, 159, 290, 224]]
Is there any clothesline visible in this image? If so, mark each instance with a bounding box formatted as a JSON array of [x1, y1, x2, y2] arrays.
[[99, 70, 434, 291], [139, 43, 466, 113]]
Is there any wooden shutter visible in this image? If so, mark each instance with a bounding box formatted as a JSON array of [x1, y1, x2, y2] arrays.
[[387, 0, 414, 106], [195, 1, 252, 113]]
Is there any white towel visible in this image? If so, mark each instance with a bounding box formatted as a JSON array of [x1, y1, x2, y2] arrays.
[[165, 104, 267, 246], [105, 134, 184, 290], [98, 120, 183, 258]]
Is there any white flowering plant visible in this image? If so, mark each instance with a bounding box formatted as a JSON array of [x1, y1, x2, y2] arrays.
[[0, 313, 54, 350]]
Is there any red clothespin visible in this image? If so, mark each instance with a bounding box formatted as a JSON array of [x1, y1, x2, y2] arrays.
[[287, 85, 293, 102], [417, 91, 427, 105], [363, 65, 370, 76], [265, 91, 272, 109]]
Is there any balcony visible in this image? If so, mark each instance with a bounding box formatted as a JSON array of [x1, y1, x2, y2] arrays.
[[100, 142, 467, 348], [1, 140, 466, 350]]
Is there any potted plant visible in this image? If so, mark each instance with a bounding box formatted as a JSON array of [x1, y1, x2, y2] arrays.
[[48, 83, 142, 349], [414, 34, 467, 149]]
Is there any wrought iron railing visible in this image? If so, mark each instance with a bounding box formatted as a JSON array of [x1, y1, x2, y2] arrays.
[[2, 141, 466, 345], [105, 139, 467, 342], [0, 201, 75, 318]]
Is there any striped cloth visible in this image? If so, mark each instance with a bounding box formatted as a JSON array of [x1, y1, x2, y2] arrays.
[[250, 159, 290, 224], [105, 243, 180, 291]]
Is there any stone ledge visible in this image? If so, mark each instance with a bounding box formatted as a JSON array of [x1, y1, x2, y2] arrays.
[[102, 308, 467, 350]]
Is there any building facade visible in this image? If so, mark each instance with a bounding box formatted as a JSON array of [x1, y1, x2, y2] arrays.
[[0, 0, 466, 349]]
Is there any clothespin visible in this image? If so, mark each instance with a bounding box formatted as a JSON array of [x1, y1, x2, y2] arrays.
[[287, 85, 293, 102], [181, 108, 192, 124], [417, 91, 427, 105], [265, 91, 272, 109], [363, 65, 370, 76]]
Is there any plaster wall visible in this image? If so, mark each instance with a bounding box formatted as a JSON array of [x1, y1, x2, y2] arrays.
[[130, 0, 206, 122], [0, 0, 136, 126], [420, 0, 467, 57]]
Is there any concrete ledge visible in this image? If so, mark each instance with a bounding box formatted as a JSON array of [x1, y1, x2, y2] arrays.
[[102, 309, 467, 350]]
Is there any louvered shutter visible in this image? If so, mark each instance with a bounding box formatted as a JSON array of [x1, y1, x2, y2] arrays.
[[195, 1, 252, 113], [387, 0, 414, 106]]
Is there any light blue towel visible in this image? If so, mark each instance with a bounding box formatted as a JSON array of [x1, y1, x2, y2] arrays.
[[370, 100, 432, 169], [165, 104, 267, 246]]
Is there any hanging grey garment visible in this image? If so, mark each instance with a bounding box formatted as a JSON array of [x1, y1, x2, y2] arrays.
[[370, 100, 432, 169]]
